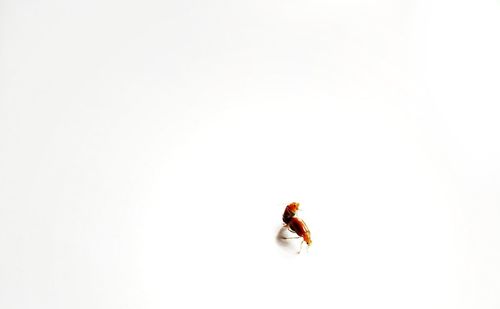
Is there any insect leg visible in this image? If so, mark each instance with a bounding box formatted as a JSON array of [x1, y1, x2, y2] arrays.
[[298, 240, 304, 254]]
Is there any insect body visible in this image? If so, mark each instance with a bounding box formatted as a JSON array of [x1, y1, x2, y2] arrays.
[[288, 216, 312, 246], [282, 202, 300, 224]]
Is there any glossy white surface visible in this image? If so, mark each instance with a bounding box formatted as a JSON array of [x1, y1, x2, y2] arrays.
[[1, 1, 499, 308]]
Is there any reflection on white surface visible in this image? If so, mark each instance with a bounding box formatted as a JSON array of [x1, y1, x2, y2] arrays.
[[1, 0, 499, 308]]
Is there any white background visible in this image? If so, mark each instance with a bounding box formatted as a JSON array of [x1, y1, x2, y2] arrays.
[[1, 1, 499, 308]]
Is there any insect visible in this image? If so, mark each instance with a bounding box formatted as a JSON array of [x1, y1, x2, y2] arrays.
[[282, 202, 300, 224], [281, 202, 312, 253], [288, 217, 312, 247]]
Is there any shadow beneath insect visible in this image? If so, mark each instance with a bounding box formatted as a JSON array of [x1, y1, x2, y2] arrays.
[[276, 225, 299, 253]]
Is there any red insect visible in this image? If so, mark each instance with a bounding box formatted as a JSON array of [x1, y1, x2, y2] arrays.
[[282, 202, 300, 224], [281, 202, 312, 252], [288, 217, 312, 246]]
